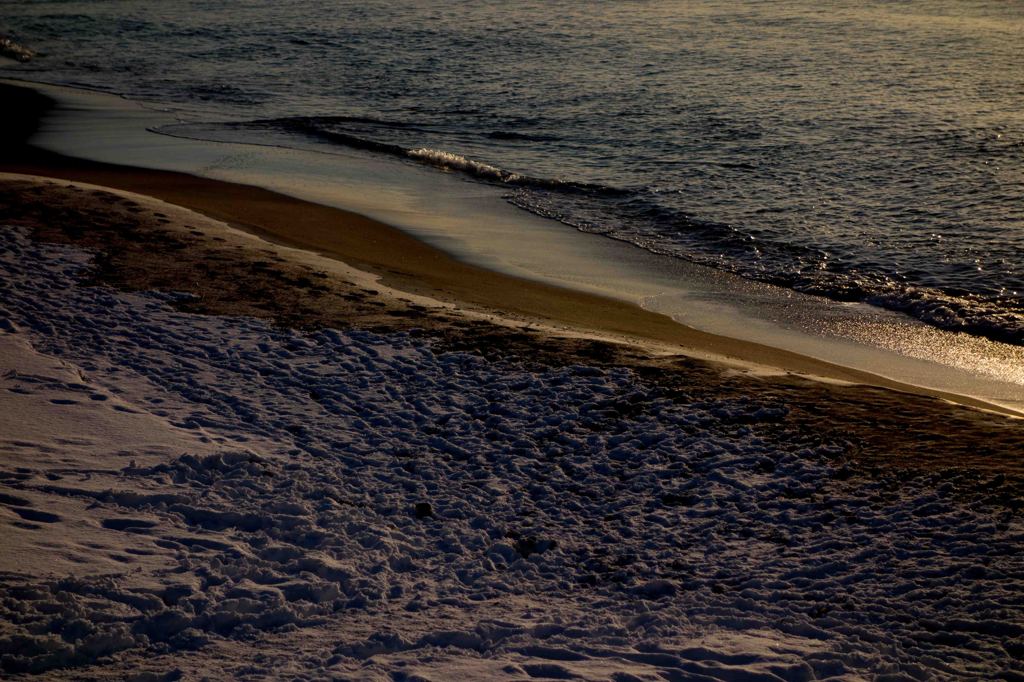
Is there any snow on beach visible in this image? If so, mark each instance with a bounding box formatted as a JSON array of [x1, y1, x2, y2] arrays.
[[0, 221, 1022, 680]]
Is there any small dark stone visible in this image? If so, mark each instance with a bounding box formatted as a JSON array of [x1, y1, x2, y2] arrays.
[[414, 502, 433, 519]]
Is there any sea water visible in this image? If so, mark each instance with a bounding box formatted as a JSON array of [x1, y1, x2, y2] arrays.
[[3, 0, 1021, 346]]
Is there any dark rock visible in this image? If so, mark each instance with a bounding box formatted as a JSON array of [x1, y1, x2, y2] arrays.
[[414, 502, 433, 519]]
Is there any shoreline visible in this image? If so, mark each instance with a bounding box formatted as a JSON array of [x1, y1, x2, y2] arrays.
[[3, 10, 1023, 677], [2, 172, 1022, 478], [1, 80, 1021, 419], [2, 84, 1023, 682]]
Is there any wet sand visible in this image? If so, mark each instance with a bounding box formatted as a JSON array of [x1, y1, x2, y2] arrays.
[[1, 82, 1022, 477]]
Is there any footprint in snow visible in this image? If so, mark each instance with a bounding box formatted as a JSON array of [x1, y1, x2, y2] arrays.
[[0, 492, 31, 506], [101, 518, 158, 532], [8, 507, 60, 523]]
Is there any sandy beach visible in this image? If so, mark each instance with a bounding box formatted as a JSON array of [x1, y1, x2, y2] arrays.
[[1, 80, 1023, 679], [1, 170, 1021, 473]]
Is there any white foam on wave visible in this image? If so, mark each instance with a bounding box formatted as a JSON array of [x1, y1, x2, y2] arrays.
[[406, 147, 523, 183], [0, 36, 35, 62]]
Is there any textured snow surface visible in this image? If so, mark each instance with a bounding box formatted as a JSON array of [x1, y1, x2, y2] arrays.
[[0, 225, 1022, 680]]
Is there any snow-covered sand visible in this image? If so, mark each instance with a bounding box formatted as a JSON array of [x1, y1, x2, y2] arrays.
[[1, 191, 1022, 679]]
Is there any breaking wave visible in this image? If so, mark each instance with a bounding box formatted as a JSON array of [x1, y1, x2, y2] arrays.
[[406, 148, 523, 183], [210, 116, 628, 196], [0, 37, 35, 63]]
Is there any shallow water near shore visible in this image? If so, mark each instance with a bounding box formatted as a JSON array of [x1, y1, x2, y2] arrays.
[[9, 79, 1024, 414], [3, 0, 1022, 346]]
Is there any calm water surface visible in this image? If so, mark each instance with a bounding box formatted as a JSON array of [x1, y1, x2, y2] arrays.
[[3, 1, 1023, 344]]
